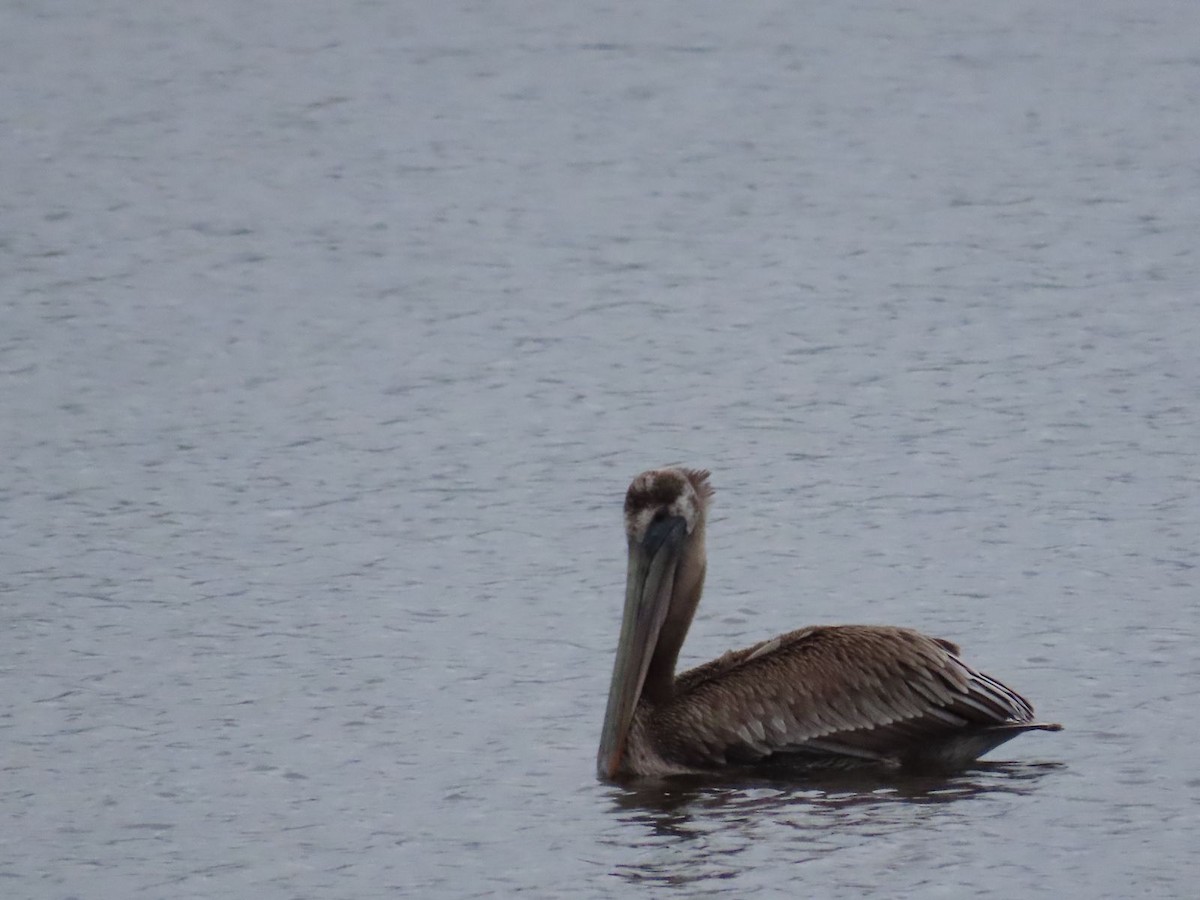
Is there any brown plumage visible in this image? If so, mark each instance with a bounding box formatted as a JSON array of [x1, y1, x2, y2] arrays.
[[597, 466, 1061, 780]]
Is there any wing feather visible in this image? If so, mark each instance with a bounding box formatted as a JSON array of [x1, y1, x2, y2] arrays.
[[653, 625, 1038, 770]]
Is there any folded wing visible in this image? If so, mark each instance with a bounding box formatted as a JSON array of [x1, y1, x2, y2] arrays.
[[652, 625, 1045, 770]]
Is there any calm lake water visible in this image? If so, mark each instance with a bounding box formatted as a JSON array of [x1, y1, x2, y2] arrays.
[[4, 1, 1199, 897]]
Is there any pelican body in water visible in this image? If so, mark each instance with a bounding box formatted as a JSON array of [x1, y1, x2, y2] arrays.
[[598, 467, 1061, 780]]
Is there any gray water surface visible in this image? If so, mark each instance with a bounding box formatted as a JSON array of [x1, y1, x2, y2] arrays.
[[4, 2, 1199, 897]]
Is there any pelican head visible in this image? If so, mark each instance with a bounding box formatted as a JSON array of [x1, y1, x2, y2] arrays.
[[597, 467, 713, 779]]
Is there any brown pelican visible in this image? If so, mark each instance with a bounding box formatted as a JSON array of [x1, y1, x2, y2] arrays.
[[598, 466, 1061, 780]]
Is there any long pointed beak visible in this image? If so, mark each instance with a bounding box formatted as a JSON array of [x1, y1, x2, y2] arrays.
[[597, 516, 686, 780]]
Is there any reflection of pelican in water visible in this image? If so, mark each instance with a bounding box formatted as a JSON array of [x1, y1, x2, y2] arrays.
[[606, 762, 1068, 890], [598, 467, 1061, 781], [610, 761, 1067, 819]]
